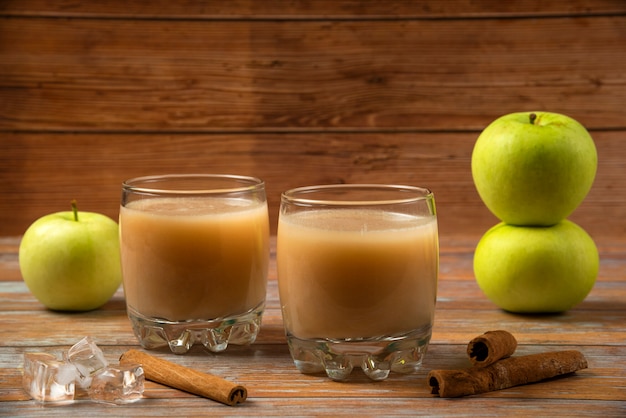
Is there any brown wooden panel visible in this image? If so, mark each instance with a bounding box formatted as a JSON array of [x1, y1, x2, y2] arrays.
[[0, 2, 624, 244], [2, 235, 625, 414], [1, 16, 624, 131], [1, 131, 623, 241], [1, 0, 626, 19]]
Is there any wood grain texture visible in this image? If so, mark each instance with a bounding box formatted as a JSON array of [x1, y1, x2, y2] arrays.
[[2, 131, 625, 239], [0, 237, 625, 416], [1, 16, 624, 131], [1, 0, 625, 18], [1, 1, 625, 238]]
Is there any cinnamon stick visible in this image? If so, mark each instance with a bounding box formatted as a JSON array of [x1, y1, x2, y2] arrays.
[[428, 350, 587, 398], [119, 349, 247, 406], [467, 330, 518, 367]]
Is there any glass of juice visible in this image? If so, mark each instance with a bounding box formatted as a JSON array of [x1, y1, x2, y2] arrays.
[[277, 184, 438, 381], [119, 174, 270, 354]]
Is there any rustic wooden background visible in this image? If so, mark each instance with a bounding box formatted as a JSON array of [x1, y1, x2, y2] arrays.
[[1, 1, 625, 244]]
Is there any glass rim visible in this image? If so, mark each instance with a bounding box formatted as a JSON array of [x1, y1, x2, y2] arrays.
[[122, 174, 265, 195], [281, 184, 434, 206]]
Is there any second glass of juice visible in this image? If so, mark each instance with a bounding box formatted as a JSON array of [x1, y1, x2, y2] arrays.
[[119, 174, 269, 354], [277, 184, 438, 381]]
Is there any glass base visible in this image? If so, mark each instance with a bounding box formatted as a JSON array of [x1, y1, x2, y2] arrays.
[[127, 302, 264, 354], [286, 326, 431, 381]]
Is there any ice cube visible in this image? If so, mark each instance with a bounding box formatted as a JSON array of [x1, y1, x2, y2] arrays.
[[22, 352, 77, 403], [65, 336, 109, 388], [88, 364, 144, 404], [23, 352, 57, 394]]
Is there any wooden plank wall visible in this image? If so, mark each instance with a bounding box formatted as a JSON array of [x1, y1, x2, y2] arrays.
[[1, 1, 625, 246]]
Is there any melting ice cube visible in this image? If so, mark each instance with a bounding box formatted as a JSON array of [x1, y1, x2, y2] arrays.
[[65, 336, 109, 388], [22, 352, 77, 403], [88, 364, 145, 404], [23, 352, 57, 394]]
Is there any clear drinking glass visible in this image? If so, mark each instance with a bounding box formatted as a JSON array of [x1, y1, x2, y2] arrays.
[[120, 174, 270, 354], [277, 184, 438, 381]]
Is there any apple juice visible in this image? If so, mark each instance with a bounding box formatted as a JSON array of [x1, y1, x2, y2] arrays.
[[277, 208, 438, 340], [120, 196, 269, 321]]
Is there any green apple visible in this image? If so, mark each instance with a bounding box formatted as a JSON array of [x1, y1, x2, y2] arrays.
[[472, 111, 597, 226], [19, 202, 122, 311], [474, 220, 598, 313]]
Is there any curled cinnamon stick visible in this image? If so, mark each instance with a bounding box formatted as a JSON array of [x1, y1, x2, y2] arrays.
[[428, 350, 587, 398], [119, 349, 247, 406], [467, 330, 518, 367]]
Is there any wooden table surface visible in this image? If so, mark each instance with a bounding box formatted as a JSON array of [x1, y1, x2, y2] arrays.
[[1, 236, 624, 417]]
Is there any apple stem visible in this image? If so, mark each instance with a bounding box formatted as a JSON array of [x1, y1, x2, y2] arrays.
[[529, 113, 537, 125], [71, 200, 79, 222]]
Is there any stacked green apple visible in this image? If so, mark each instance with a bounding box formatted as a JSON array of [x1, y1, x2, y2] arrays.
[[471, 111, 599, 313]]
